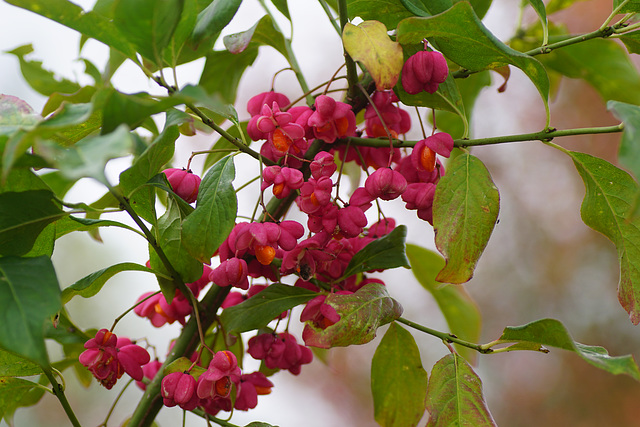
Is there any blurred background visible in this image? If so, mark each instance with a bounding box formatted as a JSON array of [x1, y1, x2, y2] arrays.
[[2, 0, 640, 426]]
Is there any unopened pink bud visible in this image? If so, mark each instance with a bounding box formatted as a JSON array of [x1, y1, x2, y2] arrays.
[[163, 168, 201, 203], [401, 50, 449, 95], [364, 168, 407, 201]]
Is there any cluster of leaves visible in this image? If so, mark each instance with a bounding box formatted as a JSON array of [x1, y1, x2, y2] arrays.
[[3, 0, 640, 426]]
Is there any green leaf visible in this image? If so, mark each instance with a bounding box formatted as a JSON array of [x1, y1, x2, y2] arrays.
[[620, 30, 640, 55], [5, 0, 137, 58], [406, 244, 481, 364], [220, 283, 318, 333], [498, 319, 640, 380], [302, 283, 403, 348], [568, 151, 640, 324], [0, 94, 41, 136], [426, 353, 496, 427], [61, 262, 156, 304], [372, 323, 428, 427], [199, 48, 259, 104], [400, 0, 492, 17], [202, 122, 247, 170], [432, 154, 500, 284], [397, 1, 550, 122], [5, 44, 81, 97], [244, 423, 276, 427], [0, 374, 47, 423], [0, 190, 64, 257], [42, 86, 96, 116], [271, 0, 291, 20], [525, 0, 548, 44], [55, 216, 140, 240], [37, 125, 134, 184], [192, 0, 242, 47], [120, 123, 179, 224], [346, 0, 413, 30], [37, 102, 93, 133], [608, 101, 640, 185], [101, 90, 184, 134], [0, 377, 39, 421], [0, 256, 61, 366], [182, 156, 237, 263], [0, 349, 42, 377], [150, 198, 203, 299], [342, 225, 410, 279], [614, 0, 640, 12], [23, 223, 55, 258], [113, 0, 184, 64], [342, 20, 404, 91], [83, 190, 121, 242], [223, 14, 289, 60], [177, 85, 238, 122]]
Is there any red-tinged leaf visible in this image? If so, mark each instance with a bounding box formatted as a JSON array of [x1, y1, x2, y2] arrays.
[[0, 94, 41, 136], [303, 283, 403, 349], [372, 323, 428, 427], [569, 151, 640, 324], [432, 153, 499, 284], [406, 244, 481, 364], [342, 20, 404, 91], [223, 15, 288, 60], [498, 318, 640, 380], [426, 353, 496, 427]]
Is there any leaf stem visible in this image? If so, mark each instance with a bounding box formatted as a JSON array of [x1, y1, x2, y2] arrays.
[[151, 77, 274, 166], [600, 0, 630, 30], [344, 124, 623, 148], [397, 317, 494, 353], [42, 367, 81, 427], [452, 24, 623, 79], [337, 0, 360, 104], [105, 184, 193, 304], [317, 0, 342, 35], [98, 379, 133, 427]]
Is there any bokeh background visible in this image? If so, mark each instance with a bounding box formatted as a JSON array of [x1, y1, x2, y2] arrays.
[[2, 0, 640, 426]]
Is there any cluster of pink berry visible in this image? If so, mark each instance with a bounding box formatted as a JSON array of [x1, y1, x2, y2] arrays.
[[79, 45, 452, 416], [79, 329, 150, 390], [160, 351, 273, 414]]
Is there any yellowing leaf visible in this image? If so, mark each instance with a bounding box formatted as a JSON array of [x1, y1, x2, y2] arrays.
[[342, 20, 403, 91]]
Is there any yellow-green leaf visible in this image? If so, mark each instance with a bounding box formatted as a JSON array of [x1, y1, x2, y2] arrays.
[[342, 20, 404, 91]]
